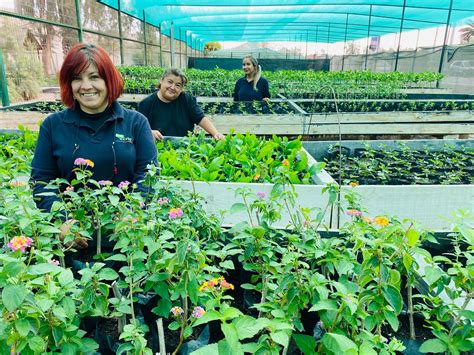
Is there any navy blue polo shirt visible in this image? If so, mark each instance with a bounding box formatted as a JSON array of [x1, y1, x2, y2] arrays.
[[31, 101, 157, 212]]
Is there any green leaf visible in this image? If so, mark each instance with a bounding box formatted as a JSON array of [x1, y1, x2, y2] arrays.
[[222, 307, 243, 320], [152, 299, 172, 317], [190, 343, 219, 355], [270, 331, 290, 347], [359, 341, 378, 355], [108, 195, 120, 206], [233, 316, 265, 340], [15, 319, 31, 337], [230, 203, 247, 214], [407, 229, 420, 247], [29, 263, 61, 275], [293, 334, 316, 355], [36, 298, 54, 312], [403, 253, 413, 271], [382, 284, 403, 314], [221, 322, 242, 353], [106, 254, 127, 262], [383, 309, 399, 332], [193, 310, 222, 327], [62, 297, 76, 319], [322, 333, 358, 355], [28, 336, 46, 353], [425, 266, 444, 285], [98, 268, 119, 281], [79, 338, 99, 352], [309, 299, 338, 312], [2, 285, 27, 311], [60, 343, 78, 355], [58, 269, 75, 287], [419, 339, 447, 353]]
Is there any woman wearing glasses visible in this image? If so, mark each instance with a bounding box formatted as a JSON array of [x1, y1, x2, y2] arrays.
[[138, 67, 224, 140]]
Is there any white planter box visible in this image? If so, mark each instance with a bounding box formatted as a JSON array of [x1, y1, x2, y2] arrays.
[[304, 140, 474, 231]]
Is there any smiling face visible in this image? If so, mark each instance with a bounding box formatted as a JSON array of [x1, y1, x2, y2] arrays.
[[242, 58, 256, 77], [71, 63, 108, 114], [158, 74, 184, 102]]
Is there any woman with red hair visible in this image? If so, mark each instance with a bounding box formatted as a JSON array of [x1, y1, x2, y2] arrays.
[[31, 43, 157, 245]]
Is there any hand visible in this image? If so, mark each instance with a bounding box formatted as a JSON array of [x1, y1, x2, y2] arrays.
[[152, 130, 163, 140], [60, 219, 88, 249], [213, 133, 225, 140]]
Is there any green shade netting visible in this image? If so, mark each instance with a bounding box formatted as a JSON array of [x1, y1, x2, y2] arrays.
[[99, 0, 473, 46]]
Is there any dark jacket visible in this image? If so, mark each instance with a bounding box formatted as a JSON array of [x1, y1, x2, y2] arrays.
[[31, 101, 157, 212], [138, 92, 205, 137], [233, 77, 270, 101]]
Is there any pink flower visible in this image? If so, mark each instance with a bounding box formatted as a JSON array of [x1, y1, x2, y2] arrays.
[[158, 197, 170, 205], [139, 201, 145, 209], [118, 180, 130, 190], [9, 180, 27, 187], [169, 208, 184, 219], [98, 180, 113, 186], [7, 236, 33, 252], [74, 158, 94, 168], [256, 192, 266, 199], [346, 209, 363, 217], [220, 279, 234, 290], [64, 186, 74, 194], [170, 306, 184, 317], [191, 306, 206, 318], [48, 259, 60, 266]]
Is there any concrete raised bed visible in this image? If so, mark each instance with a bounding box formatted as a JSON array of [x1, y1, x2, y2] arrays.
[[170, 147, 337, 229], [303, 139, 474, 231]]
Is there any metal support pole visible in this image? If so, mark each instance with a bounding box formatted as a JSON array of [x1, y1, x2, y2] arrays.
[[341, 14, 349, 71], [143, 10, 148, 65], [170, 22, 175, 66], [364, 5, 373, 70], [315, 26, 318, 56], [394, 0, 407, 71], [159, 23, 163, 67], [0, 48, 10, 107], [305, 30, 308, 58], [326, 23, 330, 58], [185, 31, 188, 67], [437, 0, 454, 81], [411, 29, 420, 72], [117, 0, 124, 65], [74, 0, 83, 42], [179, 28, 182, 67]]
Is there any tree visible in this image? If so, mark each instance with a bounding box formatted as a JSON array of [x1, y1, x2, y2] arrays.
[[459, 23, 474, 44], [204, 42, 222, 55]]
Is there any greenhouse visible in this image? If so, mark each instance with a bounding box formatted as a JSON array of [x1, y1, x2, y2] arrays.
[[0, 0, 473, 354]]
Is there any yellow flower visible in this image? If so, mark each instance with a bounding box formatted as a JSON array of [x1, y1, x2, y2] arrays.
[[375, 216, 389, 227], [363, 217, 374, 224], [349, 181, 359, 187], [85, 159, 95, 168], [253, 173, 260, 181], [282, 159, 290, 167]]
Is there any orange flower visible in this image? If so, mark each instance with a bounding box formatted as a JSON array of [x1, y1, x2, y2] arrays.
[[375, 216, 389, 227], [282, 159, 290, 167], [220, 279, 234, 290], [253, 173, 260, 181], [349, 181, 359, 187]]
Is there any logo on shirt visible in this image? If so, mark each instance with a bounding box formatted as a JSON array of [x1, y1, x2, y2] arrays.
[[115, 133, 133, 143]]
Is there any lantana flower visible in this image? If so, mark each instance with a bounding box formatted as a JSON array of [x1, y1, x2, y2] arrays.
[[256, 191, 266, 199], [98, 180, 113, 186], [118, 180, 130, 190], [375, 216, 390, 227], [48, 259, 60, 266], [7, 236, 33, 252], [9, 180, 27, 187], [170, 306, 184, 317], [363, 217, 374, 224], [349, 181, 359, 187], [64, 186, 74, 194], [220, 279, 234, 290], [158, 197, 170, 205], [74, 158, 94, 168], [346, 209, 363, 217], [169, 208, 184, 219], [191, 306, 206, 319], [282, 159, 290, 167]]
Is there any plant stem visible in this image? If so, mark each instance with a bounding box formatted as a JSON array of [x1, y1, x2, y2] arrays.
[[172, 273, 189, 355], [96, 215, 101, 255], [448, 293, 473, 338], [128, 257, 135, 323], [112, 281, 126, 334], [258, 273, 268, 318], [407, 275, 416, 340]]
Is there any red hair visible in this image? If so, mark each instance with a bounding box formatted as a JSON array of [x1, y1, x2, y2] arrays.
[[59, 43, 124, 108]]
